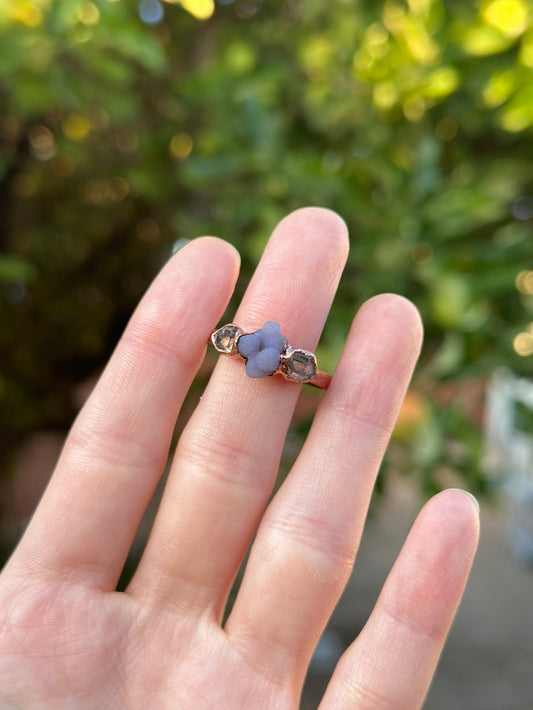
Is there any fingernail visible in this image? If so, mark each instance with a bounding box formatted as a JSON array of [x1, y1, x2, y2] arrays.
[[448, 488, 480, 513]]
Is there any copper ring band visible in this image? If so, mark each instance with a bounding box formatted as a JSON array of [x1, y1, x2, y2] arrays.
[[210, 323, 331, 389]]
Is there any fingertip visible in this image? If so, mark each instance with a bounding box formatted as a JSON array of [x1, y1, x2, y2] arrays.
[[275, 206, 350, 261], [432, 488, 481, 543], [339, 293, 423, 396], [176, 236, 241, 276], [442, 487, 480, 515], [416, 488, 481, 568], [163, 237, 241, 310], [360, 293, 423, 348], [292, 205, 349, 234], [427, 487, 481, 525]]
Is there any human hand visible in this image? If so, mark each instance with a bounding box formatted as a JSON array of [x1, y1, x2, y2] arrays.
[[0, 208, 479, 709]]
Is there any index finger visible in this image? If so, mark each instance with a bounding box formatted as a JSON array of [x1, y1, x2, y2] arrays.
[[6, 238, 240, 589]]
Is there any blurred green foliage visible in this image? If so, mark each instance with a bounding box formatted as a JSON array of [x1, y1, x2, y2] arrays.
[[1, 0, 533, 496]]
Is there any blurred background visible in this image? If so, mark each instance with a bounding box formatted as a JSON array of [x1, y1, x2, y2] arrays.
[[1, 0, 532, 706]]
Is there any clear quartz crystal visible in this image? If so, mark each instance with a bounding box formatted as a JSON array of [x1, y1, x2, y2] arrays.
[[211, 324, 241, 354], [280, 349, 317, 382]]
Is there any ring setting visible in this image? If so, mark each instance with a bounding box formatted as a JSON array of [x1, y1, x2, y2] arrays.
[[210, 321, 331, 389]]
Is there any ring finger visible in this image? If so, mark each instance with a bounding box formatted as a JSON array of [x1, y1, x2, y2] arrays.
[[226, 294, 423, 684]]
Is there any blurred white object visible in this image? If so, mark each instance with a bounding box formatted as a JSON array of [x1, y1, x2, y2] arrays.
[[485, 369, 533, 564]]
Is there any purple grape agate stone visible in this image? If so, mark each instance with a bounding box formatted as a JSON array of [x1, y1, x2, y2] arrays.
[[236, 320, 288, 378]]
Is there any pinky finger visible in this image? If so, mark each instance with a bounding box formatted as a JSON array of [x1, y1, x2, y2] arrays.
[[319, 489, 480, 710]]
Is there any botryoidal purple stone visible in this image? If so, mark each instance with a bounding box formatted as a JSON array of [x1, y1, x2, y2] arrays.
[[235, 331, 261, 359], [237, 321, 288, 378]]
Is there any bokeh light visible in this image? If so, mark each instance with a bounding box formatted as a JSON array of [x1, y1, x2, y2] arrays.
[[169, 132, 193, 159], [481, 0, 529, 38], [138, 0, 164, 25], [28, 125, 56, 161], [177, 0, 215, 20], [516, 271, 533, 294], [62, 114, 91, 141], [513, 331, 533, 356], [512, 196, 533, 221]]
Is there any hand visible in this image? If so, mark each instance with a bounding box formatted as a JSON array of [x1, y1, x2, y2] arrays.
[[0, 208, 479, 709]]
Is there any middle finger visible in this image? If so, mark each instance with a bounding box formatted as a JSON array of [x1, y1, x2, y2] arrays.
[[128, 208, 349, 615]]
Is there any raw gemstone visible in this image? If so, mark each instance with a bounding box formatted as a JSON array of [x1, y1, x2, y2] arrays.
[[260, 321, 287, 352], [245, 347, 282, 378], [237, 321, 287, 378], [280, 349, 317, 383], [211, 324, 241, 354], [236, 331, 262, 359]]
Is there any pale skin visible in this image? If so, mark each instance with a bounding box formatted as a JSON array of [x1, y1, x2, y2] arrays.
[[0, 208, 479, 709]]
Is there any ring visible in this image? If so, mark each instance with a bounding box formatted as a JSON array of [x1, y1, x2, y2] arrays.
[[210, 321, 331, 389]]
